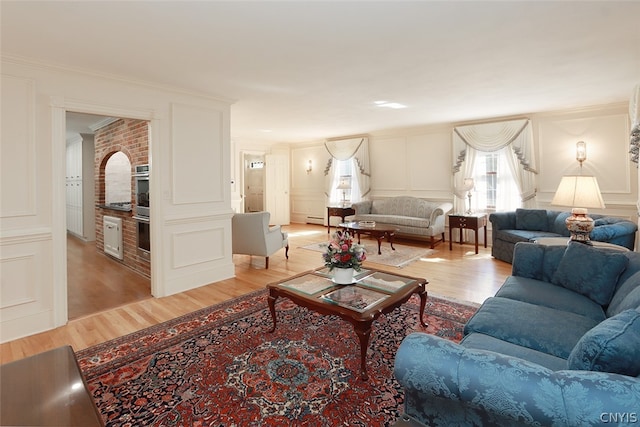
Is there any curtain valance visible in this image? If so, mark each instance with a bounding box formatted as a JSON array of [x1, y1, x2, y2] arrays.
[[324, 137, 365, 160], [324, 136, 371, 200], [453, 118, 536, 175], [452, 118, 537, 210]]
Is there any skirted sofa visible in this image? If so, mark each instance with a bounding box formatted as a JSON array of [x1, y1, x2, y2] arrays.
[[394, 241, 640, 426], [347, 196, 453, 248], [490, 208, 637, 263]]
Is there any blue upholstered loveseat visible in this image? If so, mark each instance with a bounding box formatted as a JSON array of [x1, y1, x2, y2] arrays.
[[395, 242, 640, 426], [490, 208, 637, 263]]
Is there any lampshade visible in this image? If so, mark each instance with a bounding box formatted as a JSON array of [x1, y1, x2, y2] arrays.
[[336, 176, 352, 190], [550, 175, 605, 209]]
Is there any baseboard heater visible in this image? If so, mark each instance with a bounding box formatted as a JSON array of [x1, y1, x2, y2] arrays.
[[306, 216, 324, 225]]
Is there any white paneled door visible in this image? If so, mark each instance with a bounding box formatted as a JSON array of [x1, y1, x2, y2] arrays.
[[265, 153, 290, 225]]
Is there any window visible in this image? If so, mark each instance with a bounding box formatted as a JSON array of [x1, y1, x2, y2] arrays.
[[330, 159, 361, 205], [472, 148, 520, 212]]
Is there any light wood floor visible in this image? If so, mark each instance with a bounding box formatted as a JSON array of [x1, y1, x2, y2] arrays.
[[67, 235, 151, 319], [1, 224, 511, 364]]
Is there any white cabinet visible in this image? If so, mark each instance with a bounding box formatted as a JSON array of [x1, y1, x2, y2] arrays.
[[65, 134, 95, 240]]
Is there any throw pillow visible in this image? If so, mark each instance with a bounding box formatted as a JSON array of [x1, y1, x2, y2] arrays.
[[515, 209, 548, 231], [568, 309, 640, 376], [551, 242, 629, 306]]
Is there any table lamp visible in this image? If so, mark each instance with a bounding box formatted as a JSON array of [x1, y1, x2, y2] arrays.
[[550, 175, 605, 244], [460, 178, 475, 214], [336, 176, 352, 205]]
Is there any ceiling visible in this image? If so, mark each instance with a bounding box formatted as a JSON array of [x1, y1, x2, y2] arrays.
[[2, 1, 640, 143]]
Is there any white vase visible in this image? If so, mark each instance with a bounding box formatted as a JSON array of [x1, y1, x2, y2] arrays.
[[333, 267, 355, 285]]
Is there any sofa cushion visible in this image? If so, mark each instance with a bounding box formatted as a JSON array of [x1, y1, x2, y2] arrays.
[[494, 229, 559, 245], [607, 271, 640, 316], [461, 332, 568, 371], [568, 309, 640, 376], [551, 242, 629, 306], [496, 276, 606, 321], [464, 297, 600, 359], [516, 209, 549, 231]]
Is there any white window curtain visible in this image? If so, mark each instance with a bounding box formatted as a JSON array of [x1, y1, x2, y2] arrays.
[[452, 119, 537, 212], [324, 136, 371, 203]]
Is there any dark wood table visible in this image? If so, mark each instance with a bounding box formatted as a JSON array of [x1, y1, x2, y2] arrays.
[[0, 346, 104, 426], [267, 268, 428, 381], [327, 205, 355, 233], [448, 213, 488, 254], [338, 221, 399, 255]]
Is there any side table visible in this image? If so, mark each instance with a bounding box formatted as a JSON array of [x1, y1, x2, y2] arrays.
[[327, 205, 355, 234], [449, 213, 488, 254], [0, 346, 104, 426]]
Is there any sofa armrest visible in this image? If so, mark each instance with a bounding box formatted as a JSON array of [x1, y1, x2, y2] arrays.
[[395, 333, 640, 427], [429, 202, 453, 228], [591, 220, 638, 249], [489, 211, 517, 231], [351, 200, 372, 215], [265, 225, 286, 251]]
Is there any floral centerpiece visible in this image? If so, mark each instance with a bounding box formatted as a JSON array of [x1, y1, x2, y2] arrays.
[[323, 230, 366, 272]]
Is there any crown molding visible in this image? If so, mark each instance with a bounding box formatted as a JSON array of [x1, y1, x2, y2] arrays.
[[1, 53, 236, 105]]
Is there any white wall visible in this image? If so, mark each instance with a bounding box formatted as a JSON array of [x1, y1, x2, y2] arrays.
[[1, 57, 234, 342], [289, 103, 637, 227]]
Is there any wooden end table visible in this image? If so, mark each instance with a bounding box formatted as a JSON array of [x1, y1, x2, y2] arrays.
[[449, 213, 488, 254], [327, 205, 355, 233], [0, 346, 104, 426], [267, 268, 428, 381], [338, 221, 399, 255]]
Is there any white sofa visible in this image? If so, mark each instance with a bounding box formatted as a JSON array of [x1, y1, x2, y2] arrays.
[[348, 196, 453, 248]]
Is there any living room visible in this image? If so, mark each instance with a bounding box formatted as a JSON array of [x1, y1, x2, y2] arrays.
[[2, 0, 639, 347], [2, 2, 640, 425]]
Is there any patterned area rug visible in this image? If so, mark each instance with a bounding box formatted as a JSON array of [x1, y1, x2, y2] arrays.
[[300, 241, 436, 268], [76, 289, 477, 426]]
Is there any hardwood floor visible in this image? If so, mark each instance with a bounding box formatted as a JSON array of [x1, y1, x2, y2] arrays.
[[67, 235, 151, 319], [1, 224, 511, 364]]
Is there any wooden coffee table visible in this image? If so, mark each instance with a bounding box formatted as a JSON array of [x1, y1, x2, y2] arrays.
[[267, 267, 428, 381], [338, 221, 399, 255]]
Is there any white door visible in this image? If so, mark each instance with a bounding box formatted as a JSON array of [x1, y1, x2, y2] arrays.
[[243, 153, 265, 212], [265, 153, 290, 225]]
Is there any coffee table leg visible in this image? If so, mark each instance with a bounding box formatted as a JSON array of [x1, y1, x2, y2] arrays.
[[354, 322, 373, 381], [268, 294, 278, 333], [418, 286, 428, 327], [388, 232, 396, 251]]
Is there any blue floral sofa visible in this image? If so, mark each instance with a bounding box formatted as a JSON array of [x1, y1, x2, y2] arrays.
[[394, 241, 640, 426], [490, 208, 637, 263]]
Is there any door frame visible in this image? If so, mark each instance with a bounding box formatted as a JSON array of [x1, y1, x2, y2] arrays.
[[51, 97, 158, 327]]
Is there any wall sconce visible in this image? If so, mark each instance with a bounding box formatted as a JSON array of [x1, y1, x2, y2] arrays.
[[576, 141, 587, 167], [306, 160, 312, 174]]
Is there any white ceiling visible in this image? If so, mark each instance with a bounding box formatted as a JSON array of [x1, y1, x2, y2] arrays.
[[2, 1, 639, 143]]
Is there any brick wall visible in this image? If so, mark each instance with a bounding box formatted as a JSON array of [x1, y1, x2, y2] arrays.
[[94, 119, 150, 278]]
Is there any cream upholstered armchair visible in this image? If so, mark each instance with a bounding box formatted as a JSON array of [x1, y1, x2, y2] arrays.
[[231, 211, 289, 269]]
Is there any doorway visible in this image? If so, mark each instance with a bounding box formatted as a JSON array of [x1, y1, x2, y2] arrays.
[[243, 153, 265, 213], [65, 112, 151, 319]]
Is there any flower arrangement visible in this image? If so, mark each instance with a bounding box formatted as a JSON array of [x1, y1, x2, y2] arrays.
[[323, 230, 367, 271]]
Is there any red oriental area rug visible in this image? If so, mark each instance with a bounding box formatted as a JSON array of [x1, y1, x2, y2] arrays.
[[76, 289, 478, 427]]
